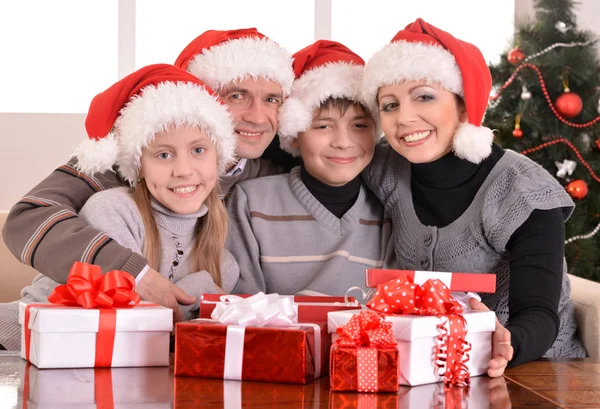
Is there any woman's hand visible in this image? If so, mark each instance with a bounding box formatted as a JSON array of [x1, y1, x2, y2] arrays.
[[469, 298, 514, 377]]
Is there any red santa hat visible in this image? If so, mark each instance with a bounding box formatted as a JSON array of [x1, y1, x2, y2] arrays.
[[174, 28, 294, 96], [362, 18, 494, 164], [75, 64, 235, 184], [278, 40, 379, 156]]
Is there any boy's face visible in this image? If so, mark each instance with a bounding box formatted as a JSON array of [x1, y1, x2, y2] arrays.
[[292, 104, 376, 186], [377, 80, 466, 164], [218, 77, 283, 168], [140, 125, 218, 215]]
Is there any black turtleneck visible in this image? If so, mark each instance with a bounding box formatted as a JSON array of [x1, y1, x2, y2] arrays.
[[411, 144, 565, 367], [300, 166, 361, 218]]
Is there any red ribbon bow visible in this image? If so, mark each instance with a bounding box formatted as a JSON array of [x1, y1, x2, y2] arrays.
[[25, 262, 140, 368], [366, 273, 471, 387], [336, 310, 397, 348], [48, 261, 140, 308]]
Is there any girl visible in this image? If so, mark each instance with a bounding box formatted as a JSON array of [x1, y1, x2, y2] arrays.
[[227, 40, 394, 296], [0, 64, 239, 350], [361, 18, 586, 376]]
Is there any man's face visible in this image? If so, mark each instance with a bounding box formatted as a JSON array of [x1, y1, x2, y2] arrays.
[[218, 77, 283, 166]]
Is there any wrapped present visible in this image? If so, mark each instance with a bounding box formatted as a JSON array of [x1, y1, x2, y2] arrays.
[[365, 269, 496, 293], [174, 376, 324, 408], [19, 360, 171, 409], [200, 293, 360, 323], [19, 262, 172, 369], [175, 292, 329, 384], [329, 273, 495, 387], [330, 310, 399, 393]]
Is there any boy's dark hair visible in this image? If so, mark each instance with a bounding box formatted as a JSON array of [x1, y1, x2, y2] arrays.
[[315, 97, 370, 119]]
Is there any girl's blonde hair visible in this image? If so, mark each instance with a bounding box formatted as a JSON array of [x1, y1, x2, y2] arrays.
[[132, 178, 228, 288]]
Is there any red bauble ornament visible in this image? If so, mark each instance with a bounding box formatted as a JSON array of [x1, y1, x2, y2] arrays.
[[595, 138, 600, 150], [566, 179, 588, 199], [507, 47, 526, 65], [555, 92, 583, 118], [512, 128, 523, 138]]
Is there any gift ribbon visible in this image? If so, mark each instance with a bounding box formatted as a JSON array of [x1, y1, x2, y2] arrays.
[[24, 261, 141, 367], [209, 292, 322, 381], [366, 273, 471, 387], [335, 310, 398, 392]]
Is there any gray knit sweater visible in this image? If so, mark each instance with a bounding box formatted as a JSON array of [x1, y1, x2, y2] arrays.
[[0, 187, 239, 350], [363, 144, 586, 359], [227, 167, 396, 296]]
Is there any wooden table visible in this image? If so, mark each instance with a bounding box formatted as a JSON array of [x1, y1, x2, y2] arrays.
[[1, 351, 599, 408]]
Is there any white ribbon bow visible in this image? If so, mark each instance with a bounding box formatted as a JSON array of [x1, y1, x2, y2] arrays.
[[211, 292, 298, 327], [555, 159, 577, 178]]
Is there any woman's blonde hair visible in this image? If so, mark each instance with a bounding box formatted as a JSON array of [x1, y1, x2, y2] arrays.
[[132, 177, 228, 288]]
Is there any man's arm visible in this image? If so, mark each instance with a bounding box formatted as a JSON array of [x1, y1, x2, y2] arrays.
[[2, 158, 147, 283], [226, 185, 266, 294]]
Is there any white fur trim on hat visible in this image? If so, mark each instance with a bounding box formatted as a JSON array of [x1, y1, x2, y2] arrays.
[[278, 62, 378, 156], [362, 41, 463, 107], [453, 122, 494, 164], [187, 36, 294, 96], [75, 82, 235, 184], [73, 133, 119, 175]]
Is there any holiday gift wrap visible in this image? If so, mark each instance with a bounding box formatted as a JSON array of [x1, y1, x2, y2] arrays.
[[19, 361, 170, 409], [175, 292, 329, 384], [329, 275, 495, 386], [365, 269, 496, 293], [329, 310, 399, 393], [174, 376, 323, 408], [200, 293, 360, 323], [19, 262, 172, 369]]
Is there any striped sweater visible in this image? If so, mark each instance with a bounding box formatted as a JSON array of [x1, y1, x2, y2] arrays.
[[227, 167, 396, 296], [2, 157, 282, 284]]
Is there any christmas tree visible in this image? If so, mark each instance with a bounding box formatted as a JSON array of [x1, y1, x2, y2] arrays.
[[484, 0, 600, 281]]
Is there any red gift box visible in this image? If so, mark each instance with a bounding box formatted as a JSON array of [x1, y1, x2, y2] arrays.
[[329, 310, 399, 393], [365, 269, 496, 293], [200, 294, 360, 323], [174, 320, 329, 384], [329, 345, 399, 393]]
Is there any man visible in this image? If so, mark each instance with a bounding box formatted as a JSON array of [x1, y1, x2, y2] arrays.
[[2, 28, 296, 322]]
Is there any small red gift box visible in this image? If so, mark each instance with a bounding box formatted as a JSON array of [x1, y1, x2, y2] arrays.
[[365, 269, 496, 293], [200, 294, 360, 323], [174, 320, 329, 384], [329, 310, 399, 393]]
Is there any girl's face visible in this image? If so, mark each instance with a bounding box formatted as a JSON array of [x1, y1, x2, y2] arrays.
[[140, 125, 218, 215], [377, 80, 466, 163], [291, 104, 376, 186]]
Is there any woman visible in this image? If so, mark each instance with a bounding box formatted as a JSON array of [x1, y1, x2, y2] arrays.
[[361, 18, 586, 377]]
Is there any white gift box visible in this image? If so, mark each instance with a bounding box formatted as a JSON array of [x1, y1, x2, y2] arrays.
[[19, 301, 173, 368], [327, 309, 495, 386], [19, 361, 171, 409]]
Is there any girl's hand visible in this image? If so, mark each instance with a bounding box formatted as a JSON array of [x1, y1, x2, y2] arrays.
[[137, 268, 196, 322], [469, 298, 514, 377]]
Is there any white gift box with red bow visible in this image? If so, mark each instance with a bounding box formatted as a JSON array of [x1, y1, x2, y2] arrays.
[[328, 307, 495, 386], [19, 302, 173, 369]]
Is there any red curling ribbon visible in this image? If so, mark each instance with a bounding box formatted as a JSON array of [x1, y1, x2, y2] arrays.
[[366, 273, 472, 387]]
